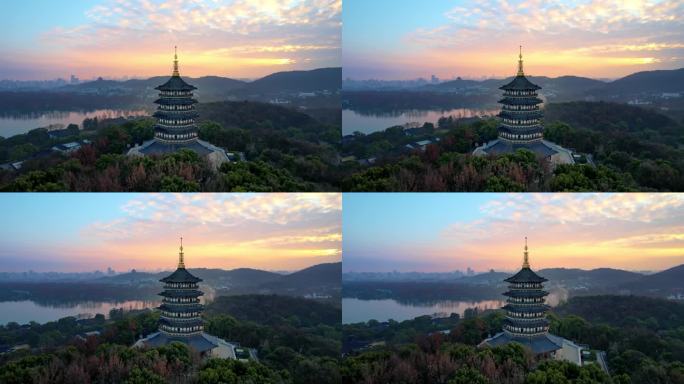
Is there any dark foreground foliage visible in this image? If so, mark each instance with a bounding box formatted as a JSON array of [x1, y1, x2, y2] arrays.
[[0, 294, 340, 384], [0, 101, 341, 191], [343, 101, 684, 191], [341, 295, 684, 384]]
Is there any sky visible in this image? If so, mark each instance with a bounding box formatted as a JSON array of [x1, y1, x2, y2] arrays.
[[0, 193, 341, 272], [343, 193, 684, 273], [0, 0, 341, 80], [343, 0, 684, 80]]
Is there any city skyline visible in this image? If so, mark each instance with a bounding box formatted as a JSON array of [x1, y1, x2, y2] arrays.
[[343, 193, 684, 272], [343, 0, 684, 80], [0, 193, 341, 272], [1, 0, 341, 80]]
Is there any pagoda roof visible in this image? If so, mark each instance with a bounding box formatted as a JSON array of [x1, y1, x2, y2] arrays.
[[498, 110, 543, 119], [159, 318, 204, 328], [504, 267, 548, 283], [500, 75, 541, 91], [503, 289, 549, 298], [481, 332, 563, 354], [498, 96, 543, 106], [154, 125, 199, 135], [159, 289, 204, 298], [160, 267, 202, 283], [139, 332, 218, 353], [155, 75, 197, 91], [498, 125, 544, 135], [478, 139, 558, 158], [502, 304, 549, 313], [153, 110, 199, 119], [504, 318, 549, 328], [159, 303, 204, 313], [154, 97, 198, 105]]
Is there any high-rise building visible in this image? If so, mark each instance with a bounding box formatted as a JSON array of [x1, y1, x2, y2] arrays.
[[473, 47, 574, 165], [479, 238, 581, 363], [128, 47, 229, 167]]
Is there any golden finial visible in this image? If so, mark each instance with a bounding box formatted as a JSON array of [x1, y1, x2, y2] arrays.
[[522, 236, 530, 268], [172, 46, 180, 77], [517, 45, 524, 76], [178, 236, 185, 268]]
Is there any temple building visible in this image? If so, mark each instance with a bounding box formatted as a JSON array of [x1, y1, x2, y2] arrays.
[[127, 47, 229, 167], [473, 47, 574, 165], [134, 238, 254, 360], [479, 238, 581, 364]]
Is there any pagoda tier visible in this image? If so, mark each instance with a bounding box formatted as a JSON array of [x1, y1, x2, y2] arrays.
[[502, 238, 551, 337], [157, 238, 205, 337], [152, 47, 199, 144], [497, 47, 544, 144]]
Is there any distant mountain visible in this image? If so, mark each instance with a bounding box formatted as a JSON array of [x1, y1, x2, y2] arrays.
[[95, 262, 342, 298], [594, 68, 684, 95], [247, 262, 342, 297], [243, 67, 341, 93], [424, 75, 606, 101], [620, 264, 684, 294], [538, 267, 644, 287], [461, 271, 511, 285], [59, 67, 341, 101], [276, 262, 341, 287]]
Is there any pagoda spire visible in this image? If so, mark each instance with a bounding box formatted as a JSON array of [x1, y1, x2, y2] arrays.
[[522, 236, 530, 268], [173, 46, 180, 77], [178, 236, 185, 268], [517, 45, 524, 76]]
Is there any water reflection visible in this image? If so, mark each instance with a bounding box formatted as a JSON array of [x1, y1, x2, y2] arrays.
[[342, 298, 506, 324], [342, 107, 499, 135], [0, 300, 159, 326], [0, 109, 149, 137]]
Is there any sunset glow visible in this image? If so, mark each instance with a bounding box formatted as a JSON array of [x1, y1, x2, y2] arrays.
[[2, 0, 341, 80], [343, 193, 684, 272], [0, 193, 341, 272], [343, 0, 684, 79]]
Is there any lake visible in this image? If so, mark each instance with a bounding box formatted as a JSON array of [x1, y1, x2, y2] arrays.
[[342, 298, 506, 324], [342, 107, 499, 135], [0, 109, 149, 138], [0, 300, 159, 325]]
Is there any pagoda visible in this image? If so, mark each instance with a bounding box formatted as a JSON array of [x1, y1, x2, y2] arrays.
[[134, 238, 248, 359], [128, 47, 229, 167], [157, 237, 205, 338], [474, 47, 574, 165], [479, 238, 581, 362]]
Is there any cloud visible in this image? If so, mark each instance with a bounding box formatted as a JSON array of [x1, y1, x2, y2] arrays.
[[70, 193, 342, 270], [13, 0, 341, 79], [435, 193, 684, 270], [346, 0, 684, 79]]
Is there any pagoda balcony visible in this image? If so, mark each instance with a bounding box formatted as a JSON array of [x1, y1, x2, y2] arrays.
[[162, 298, 201, 305], [508, 283, 543, 289], [155, 122, 198, 128], [162, 298, 202, 306], [506, 297, 547, 304], [159, 326, 203, 336], [163, 283, 199, 290], [506, 312, 548, 320], [503, 328, 549, 337]]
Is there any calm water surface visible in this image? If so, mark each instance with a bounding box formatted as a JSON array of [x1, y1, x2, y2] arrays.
[[0, 300, 159, 325], [342, 108, 498, 135], [0, 109, 149, 137], [342, 298, 506, 324]]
